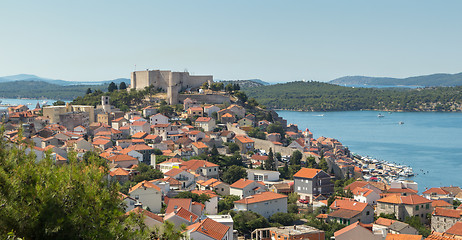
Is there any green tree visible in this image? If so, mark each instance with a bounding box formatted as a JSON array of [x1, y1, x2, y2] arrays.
[[269, 212, 298, 226], [318, 158, 329, 172], [233, 211, 269, 236], [132, 163, 164, 183], [86, 88, 92, 94], [218, 195, 240, 213], [267, 122, 285, 137], [222, 165, 247, 184], [265, 148, 274, 171], [227, 142, 240, 153], [234, 91, 248, 103], [290, 150, 302, 165], [52, 100, 66, 106], [174, 192, 210, 204], [119, 82, 127, 90], [0, 140, 141, 239], [225, 83, 234, 93], [108, 82, 117, 92], [151, 220, 187, 240]]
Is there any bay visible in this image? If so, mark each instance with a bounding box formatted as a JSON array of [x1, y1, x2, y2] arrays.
[[276, 110, 462, 191], [0, 98, 67, 109]]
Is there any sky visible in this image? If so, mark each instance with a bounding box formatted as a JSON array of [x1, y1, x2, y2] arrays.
[[1, 0, 462, 83]]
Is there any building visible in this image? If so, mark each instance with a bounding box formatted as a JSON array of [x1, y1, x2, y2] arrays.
[[230, 179, 267, 199], [195, 117, 216, 132], [353, 187, 381, 205], [431, 208, 462, 233], [334, 221, 383, 240], [234, 135, 254, 154], [43, 104, 95, 124], [374, 217, 419, 235], [246, 169, 280, 182], [234, 192, 288, 218], [128, 181, 162, 213], [251, 225, 324, 240], [186, 217, 231, 240], [180, 159, 219, 179], [130, 69, 213, 104], [329, 198, 375, 224], [293, 168, 334, 203], [377, 194, 433, 223]]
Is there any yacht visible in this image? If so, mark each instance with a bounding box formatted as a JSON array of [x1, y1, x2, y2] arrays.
[[377, 113, 385, 118]]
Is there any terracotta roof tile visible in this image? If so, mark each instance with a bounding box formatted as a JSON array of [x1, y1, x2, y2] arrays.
[[234, 191, 287, 204], [165, 198, 192, 214], [432, 208, 462, 218], [385, 233, 422, 240], [187, 218, 230, 240], [129, 180, 161, 193], [126, 207, 163, 223], [293, 168, 323, 179]]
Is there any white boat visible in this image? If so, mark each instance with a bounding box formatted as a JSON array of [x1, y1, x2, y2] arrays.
[[377, 113, 385, 118], [398, 121, 404, 125]]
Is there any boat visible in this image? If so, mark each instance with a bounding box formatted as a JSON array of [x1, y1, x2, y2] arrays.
[[398, 121, 404, 125], [377, 113, 385, 118]]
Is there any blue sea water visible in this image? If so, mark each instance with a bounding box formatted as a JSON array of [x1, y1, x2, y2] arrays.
[[0, 98, 66, 109], [276, 110, 462, 191]]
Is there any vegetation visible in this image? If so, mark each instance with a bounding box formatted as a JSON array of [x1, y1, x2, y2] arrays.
[[173, 192, 210, 204], [269, 212, 298, 226], [233, 211, 269, 236], [218, 195, 240, 213], [244, 81, 462, 112], [132, 163, 164, 183], [404, 216, 431, 237], [0, 131, 143, 239], [222, 165, 247, 184]]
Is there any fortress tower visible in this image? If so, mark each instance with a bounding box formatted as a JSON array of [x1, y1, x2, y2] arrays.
[[130, 69, 213, 104]]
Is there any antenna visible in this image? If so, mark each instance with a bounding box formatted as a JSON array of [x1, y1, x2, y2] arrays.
[[134, 64, 136, 71]]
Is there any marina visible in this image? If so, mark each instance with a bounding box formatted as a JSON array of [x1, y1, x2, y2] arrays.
[[351, 154, 414, 185]]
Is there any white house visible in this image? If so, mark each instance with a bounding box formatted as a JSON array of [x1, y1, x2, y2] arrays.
[[191, 190, 219, 215], [195, 117, 216, 132], [246, 169, 280, 182], [164, 168, 196, 190], [150, 113, 169, 125], [129, 181, 162, 213], [130, 121, 150, 135], [203, 105, 220, 116], [353, 187, 381, 205], [126, 207, 163, 229], [187, 218, 231, 240], [234, 191, 288, 218], [230, 179, 267, 199]]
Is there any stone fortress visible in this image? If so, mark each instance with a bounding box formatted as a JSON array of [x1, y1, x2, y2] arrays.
[[130, 69, 213, 105]]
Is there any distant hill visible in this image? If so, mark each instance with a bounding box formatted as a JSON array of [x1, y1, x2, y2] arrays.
[[0, 74, 129, 86], [330, 72, 462, 87], [0, 80, 108, 100], [217, 79, 269, 89]]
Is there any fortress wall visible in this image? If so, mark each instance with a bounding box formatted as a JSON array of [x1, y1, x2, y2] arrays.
[[178, 94, 230, 104], [131, 71, 151, 90], [189, 75, 213, 89]]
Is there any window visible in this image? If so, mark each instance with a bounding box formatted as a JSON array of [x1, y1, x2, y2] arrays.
[[416, 205, 419, 210], [426, 204, 429, 209], [366, 211, 370, 215]]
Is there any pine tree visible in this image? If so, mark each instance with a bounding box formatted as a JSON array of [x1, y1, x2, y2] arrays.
[[265, 148, 274, 170], [119, 81, 127, 90], [108, 82, 117, 92]]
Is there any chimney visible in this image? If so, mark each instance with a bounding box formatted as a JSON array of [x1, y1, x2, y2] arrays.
[[190, 215, 193, 223], [174, 205, 178, 213]]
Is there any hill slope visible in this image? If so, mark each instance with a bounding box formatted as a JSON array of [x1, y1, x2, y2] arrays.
[[0, 74, 129, 86], [244, 81, 462, 112], [330, 72, 462, 87]]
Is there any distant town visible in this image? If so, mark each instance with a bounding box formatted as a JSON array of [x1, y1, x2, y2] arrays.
[[1, 69, 461, 240]]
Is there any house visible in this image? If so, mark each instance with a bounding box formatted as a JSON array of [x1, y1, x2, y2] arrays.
[[344, 181, 384, 194], [288, 138, 310, 152], [191, 190, 219, 215], [129, 180, 162, 213], [423, 187, 452, 203], [203, 105, 220, 116], [158, 158, 185, 173], [246, 169, 280, 182], [191, 142, 209, 156], [226, 104, 245, 118], [384, 234, 422, 240], [431, 208, 462, 233], [432, 200, 454, 209], [187, 130, 206, 142], [269, 183, 293, 195], [220, 113, 235, 124], [109, 168, 131, 184], [377, 194, 433, 223], [195, 117, 216, 132], [186, 217, 230, 240], [328, 199, 375, 224], [163, 207, 198, 227], [180, 159, 219, 179], [130, 121, 150, 135], [230, 179, 267, 199], [334, 221, 383, 240], [120, 192, 138, 212], [237, 117, 253, 127], [251, 225, 324, 240], [374, 217, 419, 235], [234, 192, 287, 218], [234, 135, 254, 154], [187, 107, 203, 118], [121, 144, 156, 164], [387, 188, 419, 196], [126, 207, 163, 228], [353, 187, 381, 205], [92, 138, 113, 150], [197, 178, 230, 196], [293, 168, 334, 203], [111, 117, 128, 130], [107, 154, 138, 168], [164, 168, 195, 190], [142, 106, 158, 117], [150, 113, 169, 125]]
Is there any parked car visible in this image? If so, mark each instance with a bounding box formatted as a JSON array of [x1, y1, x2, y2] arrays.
[[298, 199, 309, 204]]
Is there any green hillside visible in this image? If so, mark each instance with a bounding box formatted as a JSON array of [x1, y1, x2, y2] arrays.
[[244, 81, 462, 112]]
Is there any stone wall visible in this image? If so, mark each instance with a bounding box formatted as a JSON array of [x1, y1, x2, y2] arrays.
[[179, 94, 231, 105]]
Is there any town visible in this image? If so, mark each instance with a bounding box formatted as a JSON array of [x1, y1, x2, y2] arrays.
[[2, 69, 462, 240]]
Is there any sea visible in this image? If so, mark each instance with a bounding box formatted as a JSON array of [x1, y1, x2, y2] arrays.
[[0, 98, 67, 109], [276, 110, 462, 191]]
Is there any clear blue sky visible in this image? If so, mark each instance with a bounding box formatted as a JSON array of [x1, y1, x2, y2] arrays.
[[1, 0, 462, 83]]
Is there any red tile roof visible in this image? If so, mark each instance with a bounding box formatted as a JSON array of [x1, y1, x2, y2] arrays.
[[230, 179, 260, 189], [432, 200, 453, 208], [235, 135, 254, 143], [108, 154, 137, 162], [234, 191, 287, 204], [129, 180, 161, 193], [385, 233, 422, 240], [195, 117, 212, 122], [293, 168, 323, 179], [432, 208, 462, 218], [126, 207, 163, 223], [423, 187, 450, 195], [378, 194, 432, 205], [330, 199, 369, 212], [187, 218, 230, 240], [110, 168, 130, 176], [375, 217, 397, 226], [445, 222, 462, 236], [180, 160, 218, 171], [191, 190, 218, 198], [165, 198, 192, 214]]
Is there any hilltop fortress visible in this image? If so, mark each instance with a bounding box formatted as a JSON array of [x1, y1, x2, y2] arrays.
[[130, 69, 213, 104]]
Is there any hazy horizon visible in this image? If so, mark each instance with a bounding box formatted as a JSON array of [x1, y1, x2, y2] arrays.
[[2, 1, 462, 83]]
